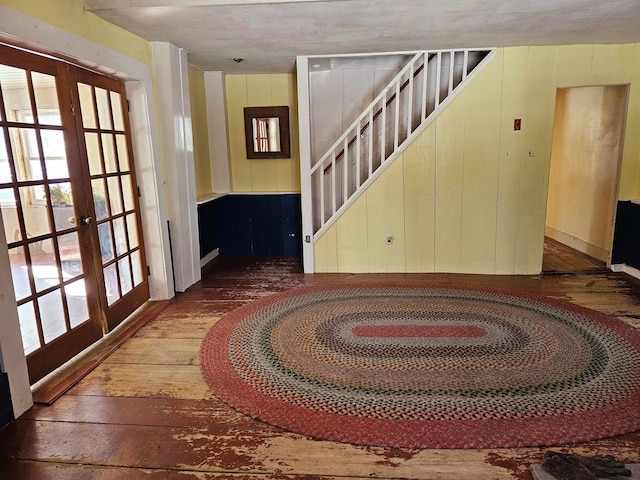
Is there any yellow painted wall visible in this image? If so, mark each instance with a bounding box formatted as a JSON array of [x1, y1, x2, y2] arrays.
[[188, 65, 213, 197], [315, 44, 640, 274], [0, 0, 151, 65], [225, 74, 300, 192]]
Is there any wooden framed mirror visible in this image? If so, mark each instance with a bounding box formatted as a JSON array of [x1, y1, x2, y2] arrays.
[[244, 106, 290, 159]]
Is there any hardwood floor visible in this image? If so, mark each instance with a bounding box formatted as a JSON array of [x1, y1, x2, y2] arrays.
[[1, 256, 640, 479], [542, 237, 607, 273]]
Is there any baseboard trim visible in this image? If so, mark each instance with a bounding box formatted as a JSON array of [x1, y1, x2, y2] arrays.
[[200, 248, 219, 268], [611, 263, 640, 281], [545, 226, 609, 262]]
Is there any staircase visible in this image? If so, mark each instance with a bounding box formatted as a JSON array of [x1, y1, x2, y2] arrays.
[[309, 49, 496, 237]]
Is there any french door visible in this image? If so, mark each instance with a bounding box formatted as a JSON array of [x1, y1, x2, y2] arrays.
[[0, 44, 149, 383]]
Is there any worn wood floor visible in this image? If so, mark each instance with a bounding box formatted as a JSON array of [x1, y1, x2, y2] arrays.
[[542, 237, 606, 273], [1, 255, 640, 479]]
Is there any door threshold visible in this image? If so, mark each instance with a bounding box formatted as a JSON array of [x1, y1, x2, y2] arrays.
[[31, 299, 173, 405]]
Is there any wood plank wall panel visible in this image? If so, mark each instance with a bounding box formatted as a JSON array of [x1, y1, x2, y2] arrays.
[[272, 74, 295, 192], [188, 65, 213, 198], [403, 132, 436, 272], [247, 75, 278, 192], [620, 45, 640, 200], [314, 223, 338, 272], [342, 68, 375, 132], [336, 197, 369, 272], [197, 194, 302, 257], [514, 46, 557, 274], [309, 64, 401, 161], [366, 159, 406, 272], [592, 44, 624, 79], [460, 52, 502, 273], [225, 76, 252, 191], [309, 70, 344, 160], [495, 47, 528, 274], [433, 97, 465, 273], [556, 45, 593, 87]]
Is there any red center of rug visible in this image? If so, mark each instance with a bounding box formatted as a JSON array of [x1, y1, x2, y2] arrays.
[[352, 325, 487, 338]]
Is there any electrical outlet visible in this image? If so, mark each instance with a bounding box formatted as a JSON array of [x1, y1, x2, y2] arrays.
[[386, 234, 393, 245]]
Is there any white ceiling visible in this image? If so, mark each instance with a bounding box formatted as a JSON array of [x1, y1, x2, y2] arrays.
[[85, 0, 640, 73]]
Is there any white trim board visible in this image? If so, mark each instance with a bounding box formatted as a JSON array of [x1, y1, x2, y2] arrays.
[[227, 191, 302, 195], [152, 42, 200, 293], [197, 191, 302, 207], [296, 55, 314, 274], [544, 226, 609, 263], [200, 248, 220, 268], [0, 216, 31, 420]]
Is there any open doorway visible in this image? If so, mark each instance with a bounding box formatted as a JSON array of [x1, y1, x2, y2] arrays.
[[543, 85, 628, 274]]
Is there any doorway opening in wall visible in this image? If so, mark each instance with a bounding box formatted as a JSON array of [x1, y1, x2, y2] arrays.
[[0, 43, 150, 384], [543, 85, 629, 274]]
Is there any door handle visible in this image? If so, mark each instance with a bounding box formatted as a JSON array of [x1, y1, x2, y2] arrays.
[[79, 216, 94, 225]]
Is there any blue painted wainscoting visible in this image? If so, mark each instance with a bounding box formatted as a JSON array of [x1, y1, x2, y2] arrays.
[[197, 194, 302, 258], [612, 201, 640, 270], [0, 370, 13, 428]]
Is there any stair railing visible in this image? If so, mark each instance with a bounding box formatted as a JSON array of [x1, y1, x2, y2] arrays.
[[309, 48, 494, 236]]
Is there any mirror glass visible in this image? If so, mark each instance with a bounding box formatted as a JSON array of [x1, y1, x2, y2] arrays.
[[252, 117, 281, 153]]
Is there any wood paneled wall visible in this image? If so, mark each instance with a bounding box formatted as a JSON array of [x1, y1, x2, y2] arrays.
[[308, 57, 406, 160], [0, 371, 12, 428], [197, 194, 302, 257], [188, 65, 213, 198], [225, 74, 300, 192], [314, 44, 640, 274], [612, 201, 640, 270]]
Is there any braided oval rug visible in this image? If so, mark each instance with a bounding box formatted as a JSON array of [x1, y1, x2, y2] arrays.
[[199, 284, 640, 449]]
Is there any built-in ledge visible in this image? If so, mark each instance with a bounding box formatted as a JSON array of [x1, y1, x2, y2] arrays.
[[196, 193, 227, 205]]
